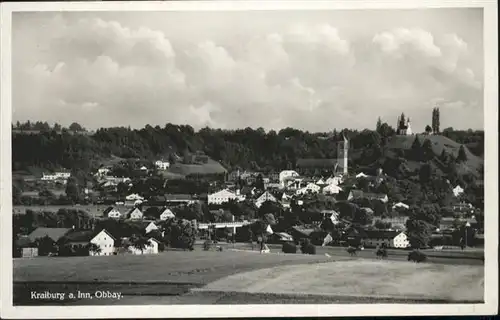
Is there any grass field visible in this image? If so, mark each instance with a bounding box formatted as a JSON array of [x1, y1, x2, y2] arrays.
[[198, 260, 484, 302], [13, 250, 484, 305]]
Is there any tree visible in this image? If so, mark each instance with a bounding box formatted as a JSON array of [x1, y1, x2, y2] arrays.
[[421, 139, 434, 161], [130, 235, 151, 254], [254, 174, 265, 190], [65, 177, 80, 202], [425, 125, 432, 134], [419, 163, 432, 184], [87, 243, 102, 256], [376, 117, 382, 133], [457, 145, 468, 162], [410, 136, 422, 161], [69, 122, 84, 132], [405, 219, 433, 249], [374, 220, 392, 229], [35, 235, 56, 256]]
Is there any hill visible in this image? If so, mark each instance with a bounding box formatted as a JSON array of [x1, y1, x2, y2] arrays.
[[385, 134, 483, 177], [169, 159, 228, 176]]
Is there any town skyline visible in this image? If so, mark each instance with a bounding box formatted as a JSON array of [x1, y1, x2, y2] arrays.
[[12, 9, 484, 132]]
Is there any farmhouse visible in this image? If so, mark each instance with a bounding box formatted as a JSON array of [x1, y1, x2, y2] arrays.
[[255, 191, 278, 208], [145, 222, 159, 234], [159, 208, 176, 220], [155, 160, 170, 170], [127, 207, 143, 220], [27, 227, 72, 243], [104, 206, 122, 219], [62, 229, 116, 256], [363, 230, 410, 249], [127, 238, 160, 255], [208, 189, 245, 205], [322, 184, 342, 195]]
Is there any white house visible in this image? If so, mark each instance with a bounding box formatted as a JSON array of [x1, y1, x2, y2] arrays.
[[296, 183, 321, 195], [453, 185, 464, 197], [159, 208, 175, 220], [90, 229, 116, 256], [105, 207, 122, 219], [96, 167, 111, 177], [316, 178, 326, 185], [279, 170, 300, 188], [128, 238, 160, 255], [391, 232, 410, 248], [363, 230, 410, 249], [41, 171, 71, 181], [255, 191, 278, 208], [392, 202, 410, 210], [145, 222, 159, 234], [127, 208, 143, 220], [325, 176, 342, 186], [208, 189, 245, 205], [155, 160, 170, 170], [126, 193, 144, 201], [322, 184, 343, 195]]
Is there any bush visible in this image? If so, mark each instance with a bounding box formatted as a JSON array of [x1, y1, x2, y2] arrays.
[[302, 243, 316, 255], [282, 242, 297, 254], [203, 240, 212, 251]]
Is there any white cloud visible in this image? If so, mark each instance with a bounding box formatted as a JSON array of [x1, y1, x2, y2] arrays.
[[12, 13, 484, 131]]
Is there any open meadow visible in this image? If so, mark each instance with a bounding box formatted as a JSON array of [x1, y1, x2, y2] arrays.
[[13, 250, 484, 305]]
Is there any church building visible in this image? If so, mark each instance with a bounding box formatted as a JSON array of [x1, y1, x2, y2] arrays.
[[396, 113, 412, 135]]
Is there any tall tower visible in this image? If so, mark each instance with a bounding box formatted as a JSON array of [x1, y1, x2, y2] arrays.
[[337, 134, 349, 175]]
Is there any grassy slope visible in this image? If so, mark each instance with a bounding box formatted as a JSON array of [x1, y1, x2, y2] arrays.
[[168, 159, 227, 176], [14, 251, 334, 284], [200, 260, 484, 302], [385, 134, 483, 177]]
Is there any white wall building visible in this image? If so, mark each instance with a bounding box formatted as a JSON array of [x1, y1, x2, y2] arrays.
[[279, 170, 300, 188], [322, 184, 343, 195], [453, 185, 464, 197], [145, 222, 159, 234], [208, 189, 245, 205], [128, 208, 143, 220], [296, 183, 321, 195], [391, 232, 410, 248], [155, 160, 170, 170], [160, 208, 175, 220], [126, 193, 144, 201], [106, 207, 122, 219], [90, 230, 115, 256], [255, 191, 278, 208], [128, 238, 159, 255]]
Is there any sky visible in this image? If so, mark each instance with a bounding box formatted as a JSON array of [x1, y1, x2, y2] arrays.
[[12, 8, 484, 132]]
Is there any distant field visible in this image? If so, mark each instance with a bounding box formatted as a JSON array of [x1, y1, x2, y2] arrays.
[[198, 260, 484, 303], [169, 159, 227, 176], [386, 134, 483, 176], [13, 205, 111, 217]]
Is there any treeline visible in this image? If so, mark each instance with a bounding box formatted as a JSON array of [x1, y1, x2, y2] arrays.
[[12, 121, 484, 173]]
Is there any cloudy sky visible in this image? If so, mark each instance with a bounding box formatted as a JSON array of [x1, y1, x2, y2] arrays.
[[12, 8, 484, 132]]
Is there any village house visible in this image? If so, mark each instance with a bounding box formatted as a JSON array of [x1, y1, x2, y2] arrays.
[[363, 230, 410, 249], [95, 167, 112, 177], [41, 171, 71, 181], [27, 227, 72, 244], [453, 185, 464, 197], [296, 182, 321, 195], [322, 184, 343, 195], [145, 221, 159, 234], [126, 237, 160, 255], [159, 207, 176, 220], [325, 175, 343, 186], [255, 191, 278, 208], [279, 170, 300, 188], [62, 229, 116, 256], [104, 207, 122, 219], [155, 160, 170, 170], [15, 236, 38, 258], [127, 207, 143, 220], [392, 202, 410, 210], [348, 190, 389, 203], [208, 189, 245, 205], [165, 193, 196, 205]]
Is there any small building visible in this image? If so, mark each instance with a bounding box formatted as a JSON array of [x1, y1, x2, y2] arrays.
[[126, 193, 144, 201], [127, 207, 143, 220], [104, 206, 122, 219], [278, 170, 300, 188], [127, 238, 160, 255], [145, 222, 159, 234], [27, 227, 72, 244], [322, 184, 343, 195], [207, 189, 245, 205], [159, 208, 176, 220], [453, 185, 464, 197], [62, 229, 116, 256], [165, 194, 196, 205], [363, 230, 410, 249], [348, 190, 388, 203], [296, 183, 321, 195], [392, 202, 410, 210], [155, 160, 170, 170], [255, 191, 278, 208], [15, 236, 39, 258]]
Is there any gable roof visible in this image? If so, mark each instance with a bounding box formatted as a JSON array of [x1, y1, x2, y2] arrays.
[[103, 206, 119, 215], [28, 227, 72, 243]]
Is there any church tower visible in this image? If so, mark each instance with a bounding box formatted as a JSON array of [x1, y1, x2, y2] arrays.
[[406, 118, 412, 135], [337, 134, 349, 175]]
